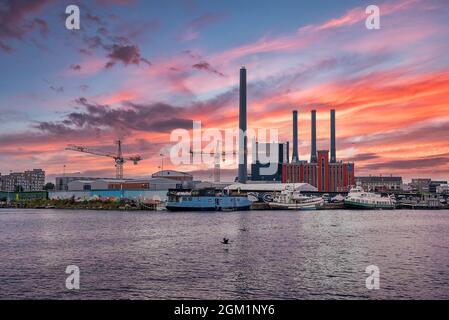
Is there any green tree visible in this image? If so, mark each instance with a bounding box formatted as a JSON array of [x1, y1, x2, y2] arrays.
[[43, 182, 55, 191]]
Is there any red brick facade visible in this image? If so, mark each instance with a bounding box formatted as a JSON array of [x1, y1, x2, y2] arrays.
[[281, 150, 355, 192]]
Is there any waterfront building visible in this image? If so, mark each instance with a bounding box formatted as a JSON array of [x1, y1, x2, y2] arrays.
[[356, 176, 403, 192], [55, 176, 103, 191], [436, 184, 449, 194], [410, 178, 432, 192], [151, 170, 193, 182], [430, 180, 448, 193], [67, 177, 189, 192], [0, 169, 45, 192]]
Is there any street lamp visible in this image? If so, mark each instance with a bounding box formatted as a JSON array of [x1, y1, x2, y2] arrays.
[[159, 153, 164, 172]]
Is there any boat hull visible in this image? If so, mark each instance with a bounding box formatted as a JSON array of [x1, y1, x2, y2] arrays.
[[165, 204, 251, 212], [165, 196, 252, 212], [268, 201, 324, 210], [344, 200, 395, 210]]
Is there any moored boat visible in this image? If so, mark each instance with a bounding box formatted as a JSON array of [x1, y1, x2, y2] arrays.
[[165, 188, 252, 212], [344, 187, 395, 209], [268, 189, 324, 210]]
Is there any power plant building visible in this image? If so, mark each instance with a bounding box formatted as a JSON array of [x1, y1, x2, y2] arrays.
[[235, 67, 354, 190], [281, 109, 355, 192]]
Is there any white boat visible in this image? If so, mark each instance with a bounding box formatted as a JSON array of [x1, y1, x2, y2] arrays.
[[344, 187, 395, 209], [268, 189, 324, 210]]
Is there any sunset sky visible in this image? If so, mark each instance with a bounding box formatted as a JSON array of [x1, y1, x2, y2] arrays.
[[0, 0, 449, 182]]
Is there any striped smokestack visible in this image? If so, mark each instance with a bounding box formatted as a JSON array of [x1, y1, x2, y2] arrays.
[[292, 110, 299, 162], [310, 109, 317, 163], [330, 109, 336, 163]]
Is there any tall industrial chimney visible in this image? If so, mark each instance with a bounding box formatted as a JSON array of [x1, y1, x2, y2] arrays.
[[238, 67, 247, 183], [292, 110, 299, 162], [330, 109, 336, 163], [310, 109, 317, 163]]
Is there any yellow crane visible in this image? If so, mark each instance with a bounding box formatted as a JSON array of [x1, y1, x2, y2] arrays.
[[66, 140, 142, 179]]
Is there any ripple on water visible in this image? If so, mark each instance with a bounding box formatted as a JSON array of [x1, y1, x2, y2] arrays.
[[0, 209, 449, 299]]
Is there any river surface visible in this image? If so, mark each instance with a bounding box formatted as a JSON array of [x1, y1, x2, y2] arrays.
[[0, 208, 448, 299]]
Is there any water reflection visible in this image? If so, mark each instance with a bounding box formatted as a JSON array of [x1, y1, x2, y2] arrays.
[[0, 209, 448, 299]]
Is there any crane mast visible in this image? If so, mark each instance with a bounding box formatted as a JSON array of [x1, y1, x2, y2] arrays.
[[65, 140, 142, 179], [189, 140, 235, 183]]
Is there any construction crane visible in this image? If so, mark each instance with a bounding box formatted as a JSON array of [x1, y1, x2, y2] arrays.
[[189, 140, 236, 183], [66, 140, 142, 179]]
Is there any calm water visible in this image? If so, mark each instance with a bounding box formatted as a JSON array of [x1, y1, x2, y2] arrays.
[[0, 208, 449, 299]]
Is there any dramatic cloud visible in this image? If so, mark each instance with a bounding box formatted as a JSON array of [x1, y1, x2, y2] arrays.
[[344, 153, 380, 162], [0, 41, 12, 53], [27, 18, 48, 37], [70, 64, 82, 71], [86, 13, 104, 26], [95, 0, 137, 5], [34, 122, 78, 136], [362, 154, 449, 171], [105, 44, 151, 68], [35, 97, 193, 134], [0, 0, 51, 52], [192, 61, 225, 77], [49, 85, 64, 93]]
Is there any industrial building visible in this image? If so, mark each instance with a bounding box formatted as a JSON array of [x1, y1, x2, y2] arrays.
[[281, 109, 355, 192], [409, 179, 448, 193], [55, 176, 103, 191], [436, 184, 449, 194], [50, 170, 195, 202], [356, 176, 403, 192], [0, 169, 45, 192], [430, 180, 448, 193], [56, 170, 193, 192], [66, 177, 187, 191], [151, 170, 193, 182], [410, 178, 432, 192]]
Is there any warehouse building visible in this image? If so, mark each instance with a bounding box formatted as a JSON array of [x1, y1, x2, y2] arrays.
[[55, 176, 103, 191], [151, 170, 193, 182], [66, 177, 189, 192], [356, 176, 403, 192]]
